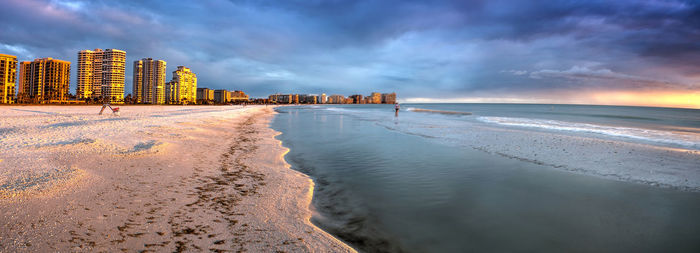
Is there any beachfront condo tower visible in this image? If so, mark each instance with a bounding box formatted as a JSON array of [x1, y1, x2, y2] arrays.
[[165, 66, 197, 104], [381, 92, 397, 104], [133, 58, 167, 104], [77, 48, 126, 103], [18, 57, 70, 103], [0, 54, 17, 104], [370, 92, 382, 104]]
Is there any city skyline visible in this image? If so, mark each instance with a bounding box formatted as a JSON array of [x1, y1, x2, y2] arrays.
[[0, 0, 698, 108]]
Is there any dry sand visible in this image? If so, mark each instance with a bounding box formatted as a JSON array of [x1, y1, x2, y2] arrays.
[[0, 105, 355, 252]]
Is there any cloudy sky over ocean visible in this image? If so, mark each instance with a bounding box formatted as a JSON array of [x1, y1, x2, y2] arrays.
[[2, 0, 698, 107]]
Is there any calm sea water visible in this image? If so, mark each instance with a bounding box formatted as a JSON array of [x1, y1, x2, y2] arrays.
[[271, 104, 700, 253]]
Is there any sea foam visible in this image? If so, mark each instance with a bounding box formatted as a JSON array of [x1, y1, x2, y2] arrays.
[[477, 116, 700, 150]]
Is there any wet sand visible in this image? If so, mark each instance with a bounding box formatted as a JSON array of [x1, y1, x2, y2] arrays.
[[0, 106, 354, 252]]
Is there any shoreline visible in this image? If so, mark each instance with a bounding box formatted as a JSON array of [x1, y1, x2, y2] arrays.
[[0, 105, 355, 252]]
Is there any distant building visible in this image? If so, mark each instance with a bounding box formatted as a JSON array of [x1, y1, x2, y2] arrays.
[[381, 92, 397, 104], [0, 54, 17, 104], [344, 97, 354, 104], [132, 58, 167, 104], [18, 57, 71, 103], [197, 87, 215, 102], [167, 66, 197, 104], [165, 81, 176, 104], [328, 94, 344, 104], [269, 94, 293, 104], [214, 89, 230, 104], [77, 48, 126, 103], [298, 94, 317, 104], [370, 92, 381, 104], [229, 90, 249, 102], [320, 93, 326, 104], [349, 94, 363, 104]]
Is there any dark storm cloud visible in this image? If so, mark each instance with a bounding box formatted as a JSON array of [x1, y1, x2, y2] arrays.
[[0, 0, 697, 99]]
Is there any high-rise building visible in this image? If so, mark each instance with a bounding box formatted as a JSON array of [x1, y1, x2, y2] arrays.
[[269, 94, 295, 104], [77, 48, 126, 103], [0, 54, 17, 104], [18, 57, 70, 103], [370, 92, 381, 104], [166, 66, 197, 104], [133, 58, 167, 104], [381, 92, 397, 104], [132, 60, 143, 102], [76, 49, 101, 99], [101, 49, 126, 103], [320, 93, 326, 104]]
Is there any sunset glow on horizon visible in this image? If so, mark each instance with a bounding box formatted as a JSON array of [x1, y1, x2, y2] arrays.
[[405, 90, 700, 109], [589, 91, 700, 109]]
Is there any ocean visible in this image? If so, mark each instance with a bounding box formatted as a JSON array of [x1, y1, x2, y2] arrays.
[[270, 104, 700, 252]]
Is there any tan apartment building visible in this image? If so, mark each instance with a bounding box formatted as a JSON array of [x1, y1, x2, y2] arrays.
[[370, 92, 382, 104], [230, 90, 249, 102], [133, 58, 167, 104], [77, 48, 126, 103], [166, 66, 197, 104], [0, 54, 17, 104], [382, 92, 397, 104], [196, 87, 215, 102], [328, 94, 345, 104], [18, 57, 70, 103]]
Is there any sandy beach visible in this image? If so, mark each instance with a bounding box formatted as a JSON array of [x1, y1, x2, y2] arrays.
[[0, 105, 354, 252]]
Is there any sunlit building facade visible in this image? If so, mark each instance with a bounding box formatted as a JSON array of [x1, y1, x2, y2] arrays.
[[18, 57, 70, 103], [76, 49, 101, 99], [133, 58, 167, 104], [229, 90, 249, 102], [382, 92, 397, 104], [166, 66, 197, 104], [328, 94, 345, 104], [370, 92, 381, 104], [77, 48, 126, 103], [0, 54, 17, 104]]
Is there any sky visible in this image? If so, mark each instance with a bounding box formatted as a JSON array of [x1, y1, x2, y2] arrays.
[[1, 0, 699, 108]]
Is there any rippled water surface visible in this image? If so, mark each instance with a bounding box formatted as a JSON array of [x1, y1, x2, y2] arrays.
[[271, 104, 700, 253]]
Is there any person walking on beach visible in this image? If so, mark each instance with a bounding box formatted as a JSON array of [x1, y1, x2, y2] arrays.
[[394, 103, 400, 117]]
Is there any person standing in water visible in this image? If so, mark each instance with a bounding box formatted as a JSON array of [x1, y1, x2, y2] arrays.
[[394, 103, 400, 117]]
